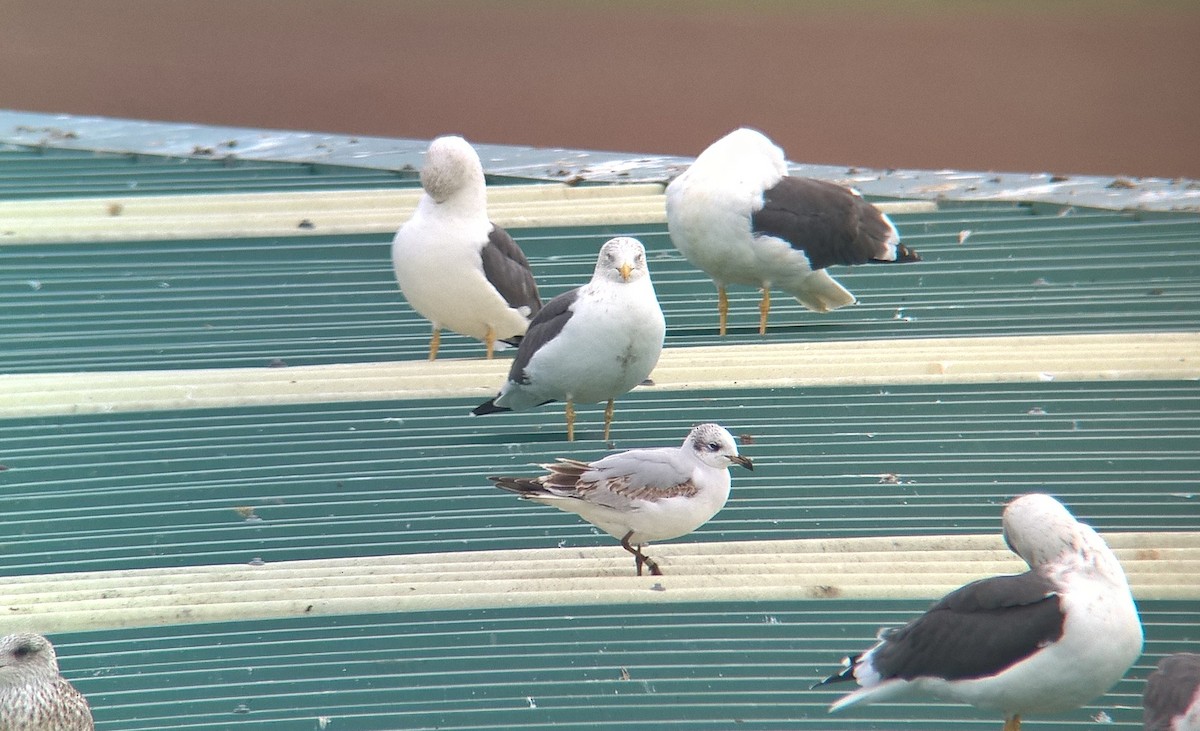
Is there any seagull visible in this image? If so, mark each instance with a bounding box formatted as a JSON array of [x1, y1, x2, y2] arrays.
[[392, 135, 542, 360], [665, 127, 921, 335], [0, 633, 94, 731], [471, 236, 665, 442], [815, 493, 1143, 731], [1144, 653, 1200, 731], [489, 422, 752, 575]]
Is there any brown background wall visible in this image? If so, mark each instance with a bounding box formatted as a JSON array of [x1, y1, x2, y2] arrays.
[[3, 0, 1198, 178]]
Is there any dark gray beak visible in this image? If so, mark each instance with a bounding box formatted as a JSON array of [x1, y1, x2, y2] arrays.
[[731, 454, 754, 471]]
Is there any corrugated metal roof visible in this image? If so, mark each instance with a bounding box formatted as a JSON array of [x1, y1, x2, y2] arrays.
[[2, 381, 1198, 576], [1, 114, 1197, 730], [0, 144, 422, 198], [46, 601, 1200, 729], [3, 202, 1198, 372]]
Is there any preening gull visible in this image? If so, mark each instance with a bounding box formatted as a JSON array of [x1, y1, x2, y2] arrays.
[[0, 633, 94, 731], [489, 423, 752, 575], [393, 135, 542, 359], [815, 493, 1142, 731], [665, 127, 921, 335], [471, 236, 665, 442], [1144, 653, 1200, 731]]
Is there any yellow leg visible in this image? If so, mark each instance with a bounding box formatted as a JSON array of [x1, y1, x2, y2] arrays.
[[717, 285, 729, 336], [758, 288, 771, 335], [1003, 715, 1021, 731], [603, 399, 615, 441], [484, 325, 496, 360], [428, 327, 441, 361], [565, 401, 575, 442]]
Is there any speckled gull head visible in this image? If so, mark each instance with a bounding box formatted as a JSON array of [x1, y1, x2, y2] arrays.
[[685, 422, 754, 471], [1002, 493, 1120, 573], [593, 236, 650, 284], [0, 632, 94, 730], [0, 633, 61, 685], [419, 135, 485, 204]]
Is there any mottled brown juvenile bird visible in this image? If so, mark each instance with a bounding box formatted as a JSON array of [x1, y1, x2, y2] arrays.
[[0, 633, 94, 731]]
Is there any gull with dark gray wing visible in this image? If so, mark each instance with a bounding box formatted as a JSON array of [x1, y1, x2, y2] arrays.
[[666, 127, 920, 335], [471, 236, 664, 441], [393, 135, 541, 359], [815, 493, 1142, 731]]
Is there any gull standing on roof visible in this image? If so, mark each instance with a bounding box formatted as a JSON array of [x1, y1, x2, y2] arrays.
[[472, 236, 665, 442], [1144, 653, 1200, 731], [0, 633, 94, 731], [392, 135, 542, 360], [666, 127, 920, 335], [815, 493, 1142, 731], [489, 423, 752, 575]]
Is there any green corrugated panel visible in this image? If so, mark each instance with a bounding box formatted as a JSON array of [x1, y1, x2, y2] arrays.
[[2, 204, 1199, 372], [3, 133, 1198, 731], [2, 382, 1196, 576], [0, 146, 422, 198], [52, 601, 1198, 730]]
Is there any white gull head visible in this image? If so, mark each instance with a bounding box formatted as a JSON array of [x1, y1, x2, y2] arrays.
[[419, 135, 486, 205], [684, 423, 754, 472]]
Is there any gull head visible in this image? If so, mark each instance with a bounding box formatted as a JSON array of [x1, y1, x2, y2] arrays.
[[595, 237, 650, 284], [0, 633, 61, 685], [691, 127, 787, 177], [420, 135, 485, 204], [1002, 493, 1090, 569], [684, 423, 753, 471]]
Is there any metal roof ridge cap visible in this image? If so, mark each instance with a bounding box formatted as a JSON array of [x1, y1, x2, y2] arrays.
[[3, 331, 1198, 418], [3, 531, 1194, 587], [2, 110, 1197, 212], [4, 532, 1194, 633]]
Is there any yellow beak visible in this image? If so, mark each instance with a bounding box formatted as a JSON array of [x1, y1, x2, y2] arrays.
[[619, 262, 633, 281]]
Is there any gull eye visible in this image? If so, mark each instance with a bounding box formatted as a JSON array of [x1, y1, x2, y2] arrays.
[[707, 441, 721, 452], [12, 643, 35, 659]]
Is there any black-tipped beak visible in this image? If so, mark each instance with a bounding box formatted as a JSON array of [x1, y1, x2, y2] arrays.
[[731, 455, 754, 471]]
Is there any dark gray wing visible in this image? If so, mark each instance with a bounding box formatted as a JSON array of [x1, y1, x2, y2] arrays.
[[751, 176, 919, 270], [480, 223, 542, 317], [869, 570, 1063, 682], [504, 287, 579, 386], [1144, 653, 1200, 731]]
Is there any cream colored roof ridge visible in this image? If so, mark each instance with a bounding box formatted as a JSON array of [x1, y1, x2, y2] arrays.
[[3, 332, 1196, 418], [3, 531, 1194, 634]]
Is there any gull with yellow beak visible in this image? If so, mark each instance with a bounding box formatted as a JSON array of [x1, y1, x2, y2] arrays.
[[472, 237, 665, 441]]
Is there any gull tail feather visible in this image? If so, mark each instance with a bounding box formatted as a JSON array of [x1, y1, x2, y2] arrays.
[[787, 270, 857, 313]]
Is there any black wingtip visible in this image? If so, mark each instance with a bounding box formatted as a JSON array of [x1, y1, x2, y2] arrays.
[[471, 400, 510, 416], [809, 661, 856, 690], [489, 476, 543, 497]]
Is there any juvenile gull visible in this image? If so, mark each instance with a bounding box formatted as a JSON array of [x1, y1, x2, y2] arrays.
[[666, 127, 920, 335], [1144, 653, 1200, 731], [0, 633, 94, 731], [489, 423, 752, 575], [393, 135, 542, 359], [815, 493, 1142, 731], [471, 236, 665, 441]]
